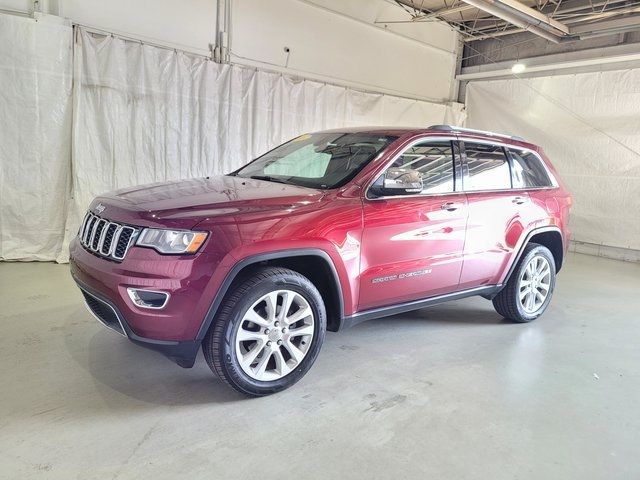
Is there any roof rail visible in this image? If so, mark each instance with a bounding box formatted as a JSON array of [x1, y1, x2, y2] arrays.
[[428, 124, 525, 142]]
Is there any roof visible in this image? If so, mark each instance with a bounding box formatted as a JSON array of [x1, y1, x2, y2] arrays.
[[316, 125, 537, 148]]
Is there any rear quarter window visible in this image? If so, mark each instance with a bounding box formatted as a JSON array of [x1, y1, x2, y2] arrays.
[[509, 149, 553, 188]]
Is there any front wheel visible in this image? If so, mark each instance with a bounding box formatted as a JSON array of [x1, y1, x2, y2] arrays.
[[493, 243, 556, 323], [203, 267, 326, 396]]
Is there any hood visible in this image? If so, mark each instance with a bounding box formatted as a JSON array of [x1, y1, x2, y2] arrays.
[[91, 175, 325, 229]]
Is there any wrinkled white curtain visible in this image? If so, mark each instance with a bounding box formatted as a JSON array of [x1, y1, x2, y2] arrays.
[[466, 72, 640, 251], [57, 28, 465, 261], [0, 16, 465, 262], [0, 15, 72, 260]]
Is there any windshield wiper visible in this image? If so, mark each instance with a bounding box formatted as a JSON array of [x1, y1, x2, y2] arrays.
[[247, 175, 291, 185]]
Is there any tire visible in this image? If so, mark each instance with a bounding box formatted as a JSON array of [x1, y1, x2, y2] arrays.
[[492, 243, 556, 323], [202, 267, 326, 396]]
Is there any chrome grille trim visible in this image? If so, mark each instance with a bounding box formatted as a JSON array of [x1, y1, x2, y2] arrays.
[[112, 226, 136, 260], [79, 211, 138, 262], [79, 214, 90, 240], [100, 223, 119, 256], [88, 217, 99, 248], [83, 216, 97, 244], [91, 219, 107, 251]]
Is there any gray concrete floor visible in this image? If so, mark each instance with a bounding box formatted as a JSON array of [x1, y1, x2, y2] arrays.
[[1, 253, 639, 479]]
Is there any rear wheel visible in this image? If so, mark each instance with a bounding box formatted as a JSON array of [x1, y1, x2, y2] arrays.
[[203, 267, 326, 396], [493, 243, 556, 323]]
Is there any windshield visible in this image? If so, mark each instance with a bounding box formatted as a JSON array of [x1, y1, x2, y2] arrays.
[[234, 133, 398, 189]]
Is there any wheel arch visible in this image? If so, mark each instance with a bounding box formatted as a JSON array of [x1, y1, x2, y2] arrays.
[[499, 226, 564, 290], [528, 229, 564, 273], [196, 249, 345, 340]]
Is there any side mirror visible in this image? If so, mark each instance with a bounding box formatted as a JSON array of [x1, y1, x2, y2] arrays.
[[370, 167, 423, 196]]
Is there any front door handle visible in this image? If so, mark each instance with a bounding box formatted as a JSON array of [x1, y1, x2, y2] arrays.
[[441, 202, 462, 211], [512, 196, 528, 205]]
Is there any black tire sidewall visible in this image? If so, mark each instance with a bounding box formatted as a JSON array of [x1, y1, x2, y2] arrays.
[[218, 273, 326, 395]]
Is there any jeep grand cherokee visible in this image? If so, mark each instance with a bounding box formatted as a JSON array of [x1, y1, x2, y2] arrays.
[[70, 125, 572, 396]]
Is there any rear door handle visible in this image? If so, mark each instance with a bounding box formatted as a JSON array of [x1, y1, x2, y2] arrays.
[[512, 196, 528, 205], [441, 202, 462, 211]]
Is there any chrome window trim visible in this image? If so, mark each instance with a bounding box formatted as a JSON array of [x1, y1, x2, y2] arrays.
[[459, 138, 558, 192], [365, 135, 560, 201]]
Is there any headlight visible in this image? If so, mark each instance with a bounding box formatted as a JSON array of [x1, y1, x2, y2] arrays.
[[136, 228, 208, 254]]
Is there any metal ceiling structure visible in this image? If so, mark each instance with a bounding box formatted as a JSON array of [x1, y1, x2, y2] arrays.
[[388, 0, 640, 43]]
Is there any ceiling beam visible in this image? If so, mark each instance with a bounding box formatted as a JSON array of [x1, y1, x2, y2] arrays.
[[457, 44, 640, 80], [571, 13, 640, 33], [464, 0, 632, 34], [494, 0, 570, 33], [460, 0, 570, 42]]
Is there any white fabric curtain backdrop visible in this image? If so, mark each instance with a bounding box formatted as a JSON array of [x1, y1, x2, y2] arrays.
[[0, 14, 464, 262], [57, 28, 465, 262], [0, 15, 72, 260], [0, 14, 465, 262], [466, 72, 640, 251]]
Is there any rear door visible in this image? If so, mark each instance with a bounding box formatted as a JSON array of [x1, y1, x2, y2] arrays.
[[458, 141, 537, 289], [359, 139, 468, 311]]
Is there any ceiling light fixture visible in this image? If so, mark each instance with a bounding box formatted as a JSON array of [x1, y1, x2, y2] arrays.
[[511, 63, 526, 74]]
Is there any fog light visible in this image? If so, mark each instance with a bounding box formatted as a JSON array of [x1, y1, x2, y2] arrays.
[[127, 288, 169, 309]]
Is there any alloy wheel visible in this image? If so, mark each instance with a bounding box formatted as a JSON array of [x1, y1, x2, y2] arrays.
[[518, 255, 551, 314], [234, 289, 315, 381]]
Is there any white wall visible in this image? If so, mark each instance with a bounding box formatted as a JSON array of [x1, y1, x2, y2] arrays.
[[308, 0, 458, 53], [0, 0, 460, 101], [1, 0, 218, 55], [231, 0, 459, 101]]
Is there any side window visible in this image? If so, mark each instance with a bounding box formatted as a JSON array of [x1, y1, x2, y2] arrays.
[[510, 149, 553, 188], [463, 142, 511, 191], [390, 141, 455, 194]]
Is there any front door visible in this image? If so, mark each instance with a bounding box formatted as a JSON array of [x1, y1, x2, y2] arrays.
[[359, 140, 468, 311]]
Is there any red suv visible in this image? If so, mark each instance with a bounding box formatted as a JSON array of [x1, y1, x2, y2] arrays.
[[70, 125, 572, 395]]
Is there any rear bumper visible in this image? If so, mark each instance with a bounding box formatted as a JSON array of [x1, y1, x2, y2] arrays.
[[74, 276, 200, 368]]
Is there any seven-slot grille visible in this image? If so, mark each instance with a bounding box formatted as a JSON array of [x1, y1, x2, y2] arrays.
[[79, 211, 137, 261]]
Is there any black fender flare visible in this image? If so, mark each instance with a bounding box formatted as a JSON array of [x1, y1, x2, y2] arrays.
[[496, 225, 563, 294], [195, 248, 345, 340]]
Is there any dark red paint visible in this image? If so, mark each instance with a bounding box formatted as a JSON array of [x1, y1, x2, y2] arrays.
[[69, 127, 571, 347]]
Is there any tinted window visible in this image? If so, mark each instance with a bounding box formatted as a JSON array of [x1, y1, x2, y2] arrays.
[[235, 133, 397, 189], [390, 141, 455, 194], [510, 149, 553, 188], [464, 143, 511, 191]]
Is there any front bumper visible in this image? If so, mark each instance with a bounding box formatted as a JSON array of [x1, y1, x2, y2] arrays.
[[74, 277, 200, 367], [69, 236, 230, 368]]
